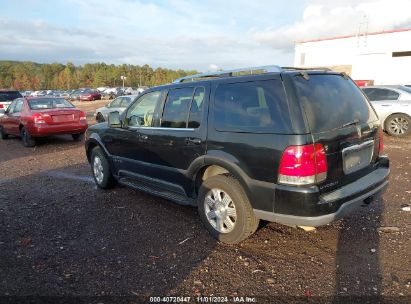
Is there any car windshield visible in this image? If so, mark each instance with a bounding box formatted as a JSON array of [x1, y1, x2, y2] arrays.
[[29, 98, 75, 110], [0, 91, 22, 102]]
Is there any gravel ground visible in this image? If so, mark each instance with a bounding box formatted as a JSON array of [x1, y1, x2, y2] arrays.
[[0, 101, 410, 303]]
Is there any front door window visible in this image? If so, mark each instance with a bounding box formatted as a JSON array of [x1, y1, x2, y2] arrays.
[[126, 91, 161, 127]]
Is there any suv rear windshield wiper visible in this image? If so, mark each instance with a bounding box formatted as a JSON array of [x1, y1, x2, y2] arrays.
[[340, 118, 360, 129]]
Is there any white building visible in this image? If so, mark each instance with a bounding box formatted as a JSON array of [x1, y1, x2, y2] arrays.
[[294, 28, 411, 85]]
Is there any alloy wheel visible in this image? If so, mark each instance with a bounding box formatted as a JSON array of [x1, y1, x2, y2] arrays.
[[93, 156, 104, 184], [204, 188, 237, 233], [389, 116, 409, 135]]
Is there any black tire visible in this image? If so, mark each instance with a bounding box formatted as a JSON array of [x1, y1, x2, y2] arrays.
[[91, 147, 117, 189], [96, 113, 105, 123], [385, 113, 410, 137], [20, 127, 36, 147], [72, 133, 84, 141], [0, 126, 8, 139], [198, 175, 259, 244]]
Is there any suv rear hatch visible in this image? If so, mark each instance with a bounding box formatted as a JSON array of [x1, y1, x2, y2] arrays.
[[292, 72, 382, 195]]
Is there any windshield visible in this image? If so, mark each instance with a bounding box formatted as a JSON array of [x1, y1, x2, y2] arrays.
[[29, 98, 75, 110], [294, 74, 378, 133], [0, 91, 22, 102]]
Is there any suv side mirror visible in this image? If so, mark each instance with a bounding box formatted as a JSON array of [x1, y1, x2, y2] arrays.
[[108, 111, 121, 128]]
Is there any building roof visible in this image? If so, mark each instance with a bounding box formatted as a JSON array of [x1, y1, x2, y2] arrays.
[[296, 28, 411, 44]]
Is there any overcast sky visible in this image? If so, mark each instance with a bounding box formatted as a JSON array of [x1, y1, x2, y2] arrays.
[[0, 0, 410, 71]]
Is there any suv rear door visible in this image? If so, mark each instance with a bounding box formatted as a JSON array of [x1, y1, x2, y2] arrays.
[[146, 83, 210, 192], [292, 73, 381, 194]]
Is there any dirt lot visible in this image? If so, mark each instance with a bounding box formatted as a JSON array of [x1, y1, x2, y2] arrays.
[[0, 100, 410, 303]]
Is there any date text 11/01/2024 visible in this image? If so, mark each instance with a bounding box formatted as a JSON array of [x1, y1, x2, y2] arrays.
[[149, 296, 257, 303]]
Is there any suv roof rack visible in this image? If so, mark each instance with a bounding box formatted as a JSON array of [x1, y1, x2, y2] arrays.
[[173, 65, 283, 83]]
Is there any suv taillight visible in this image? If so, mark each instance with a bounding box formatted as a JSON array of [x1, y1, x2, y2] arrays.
[[379, 128, 384, 155], [0, 104, 4, 109], [278, 144, 327, 185]]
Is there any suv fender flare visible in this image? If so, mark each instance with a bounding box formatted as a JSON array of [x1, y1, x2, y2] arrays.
[[85, 133, 112, 163], [193, 155, 253, 201]]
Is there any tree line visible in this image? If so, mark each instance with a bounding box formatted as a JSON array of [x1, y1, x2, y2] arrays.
[[0, 61, 198, 91]]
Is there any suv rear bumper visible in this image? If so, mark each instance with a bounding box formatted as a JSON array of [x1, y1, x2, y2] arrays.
[[253, 160, 389, 227]]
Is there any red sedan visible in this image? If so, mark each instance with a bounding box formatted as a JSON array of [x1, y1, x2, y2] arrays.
[[79, 90, 101, 101], [0, 97, 88, 147]]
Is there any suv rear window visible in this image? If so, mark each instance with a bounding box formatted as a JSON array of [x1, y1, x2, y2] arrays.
[[0, 91, 22, 102], [294, 74, 378, 133], [214, 80, 292, 133]]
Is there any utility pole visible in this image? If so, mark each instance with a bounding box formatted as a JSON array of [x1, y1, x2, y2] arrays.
[[120, 75, 126, 89]]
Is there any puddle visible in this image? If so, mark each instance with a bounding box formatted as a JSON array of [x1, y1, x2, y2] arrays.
[[44, 171, 94, 183]]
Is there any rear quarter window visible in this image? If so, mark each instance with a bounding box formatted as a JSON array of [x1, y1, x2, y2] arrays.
[[294, 74, 378, 133], [213, 80, 292, 133]]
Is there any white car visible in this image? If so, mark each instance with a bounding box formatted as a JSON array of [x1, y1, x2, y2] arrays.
[[95, 95, 138, 123], [362, 85, 411, 137]]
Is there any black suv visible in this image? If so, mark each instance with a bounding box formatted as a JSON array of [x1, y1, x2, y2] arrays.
[[85, 66, 389, 244]]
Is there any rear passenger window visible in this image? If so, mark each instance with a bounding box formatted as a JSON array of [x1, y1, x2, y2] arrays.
[[161, 87, 204, 129], [13, 99, 24, 113], [188, 87, 204, 128], [363, 88, 399, 101], [213, 80, 291, 133]]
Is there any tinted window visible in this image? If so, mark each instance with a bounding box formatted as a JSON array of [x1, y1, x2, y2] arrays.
[[188, 87, 204, 128], [0, 91, 22, 102], [294, 75, 378, 133], [214, 80, 291, 133], [29, 98, 75, 110], [161, 87, 194, 128], [126, 91, 161, 127], [362, 88, 399, 101]]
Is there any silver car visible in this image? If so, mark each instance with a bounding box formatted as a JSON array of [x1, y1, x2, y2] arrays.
[[362, 86, 411, 137], [95, 95, 138, 123]]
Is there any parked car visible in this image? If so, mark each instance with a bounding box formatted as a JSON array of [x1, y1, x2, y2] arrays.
[[61, 90, 73, 99], [69, 88, 91, 101], [0, 90, 22, 113], [85, 66, 389, 244], [31, 90, 47, 97], [362, 85, 411, 137], [0, 97, 88, 147], [79, 89, 101, 101], [101, 87, 124, 100], [95, 95, 138, 123], [19, 91, 31, 97]]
